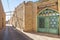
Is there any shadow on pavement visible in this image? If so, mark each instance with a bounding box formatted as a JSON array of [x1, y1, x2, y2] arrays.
[[0, 28, 5, 40], [14, 27, 33, 40], [0, 30, 3, 40], [7, 26, 33, 40]]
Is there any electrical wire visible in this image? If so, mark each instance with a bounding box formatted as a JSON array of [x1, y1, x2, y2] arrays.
[[6, 0, 12, 19], [7, 0, 10, 11]]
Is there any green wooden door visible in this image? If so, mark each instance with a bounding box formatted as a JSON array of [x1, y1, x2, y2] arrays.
[[48, 16, 58, 34], [37, 16, 46, 32], [37, 8, 59, 34], [37, 16, 59, 34], [37, 16, 49, 33], [45, 16, 49, 32]]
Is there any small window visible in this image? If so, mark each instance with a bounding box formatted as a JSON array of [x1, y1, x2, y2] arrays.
[[52, 14, 55, 15], [52, 25, 54, 27], [54, 22, 56, 24], [52, 19, 54, 21], [54, 17, 56, 18]]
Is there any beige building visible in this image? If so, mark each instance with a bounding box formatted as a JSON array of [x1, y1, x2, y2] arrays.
[[9, 0, 60, 35], [0, 0, 6, 30]]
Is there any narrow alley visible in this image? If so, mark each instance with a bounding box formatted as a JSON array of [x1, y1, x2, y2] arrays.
[[1, 0, 60, 40]]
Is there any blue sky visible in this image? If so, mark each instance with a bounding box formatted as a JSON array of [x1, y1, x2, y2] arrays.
[[1, 0, 37, 21], [2, 0, 37, 12]]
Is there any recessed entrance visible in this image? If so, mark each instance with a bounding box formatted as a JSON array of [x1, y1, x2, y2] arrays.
[[37, 8, 59, 34]]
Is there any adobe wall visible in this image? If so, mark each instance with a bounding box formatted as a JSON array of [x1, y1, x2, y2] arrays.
[[24, 1, 33, 32], [0, 0, 6, 30]]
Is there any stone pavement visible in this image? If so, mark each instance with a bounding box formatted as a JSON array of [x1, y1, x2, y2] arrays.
[[0, 30, 3, 40], [2, 27, 60, 40], [0, 29, 5, 40], [16, 28, 60, 40], [3, 26, 33, 40], [22, 32, 60, 40], [2, 24, 60, 40]]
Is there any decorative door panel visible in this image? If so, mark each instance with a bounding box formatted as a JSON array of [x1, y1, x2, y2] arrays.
[[49, 16, 58, 34]]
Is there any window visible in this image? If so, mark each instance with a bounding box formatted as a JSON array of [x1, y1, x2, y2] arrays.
[[52, 19, 54, 21], [54, 22, 56, 24], [52, 25, 54, 27]]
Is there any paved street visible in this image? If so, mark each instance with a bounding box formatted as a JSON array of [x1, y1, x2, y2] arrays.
[[0, 30, 3, 40], [3, 26, 33, 40], [1, 24, 60, 40]]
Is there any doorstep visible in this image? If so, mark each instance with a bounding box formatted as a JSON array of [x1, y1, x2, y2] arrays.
[[22, 32, 60, 40]]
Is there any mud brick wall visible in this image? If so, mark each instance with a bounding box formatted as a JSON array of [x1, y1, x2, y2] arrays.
[[24, 2, 33, 32], [0, 0, 6, 30]]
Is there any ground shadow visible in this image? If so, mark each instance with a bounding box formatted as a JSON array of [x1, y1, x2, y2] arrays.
[[12, 27, 33, 40], [0, 28, 5, 40]]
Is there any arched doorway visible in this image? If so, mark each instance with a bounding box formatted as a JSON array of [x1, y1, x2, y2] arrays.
[[37, 8, 59, 34]]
